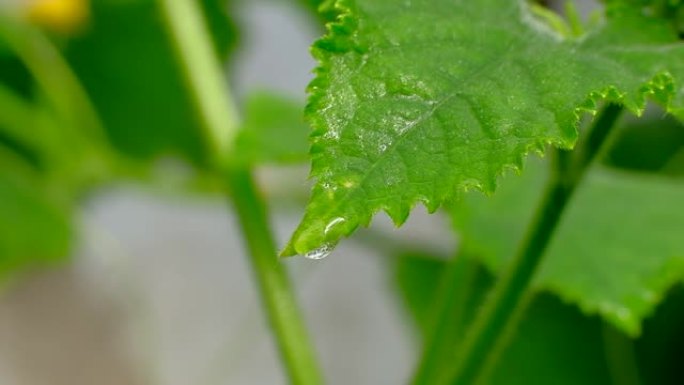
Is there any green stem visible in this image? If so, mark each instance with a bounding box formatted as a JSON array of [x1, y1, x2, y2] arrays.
[[157, 0, 239, 165], [441, 104, 623, 385], [227, 168, 323, 385], [441, 175, 571, 385], [157, 1, 323, 383], [573, 105, 624, 172]]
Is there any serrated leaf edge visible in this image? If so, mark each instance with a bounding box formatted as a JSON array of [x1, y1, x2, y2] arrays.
[[283, 0, 683, 257]]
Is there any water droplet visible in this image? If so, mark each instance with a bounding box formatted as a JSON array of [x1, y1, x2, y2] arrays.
[[324, 217, 346, 234], [303, 243, 336, 260]]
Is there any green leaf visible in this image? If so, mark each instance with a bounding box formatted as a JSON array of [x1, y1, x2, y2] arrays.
[[394, 255, 613, 385], [283, 0, 684, 256], [453, 159, 684, 336], [235, 92, 310, 165]]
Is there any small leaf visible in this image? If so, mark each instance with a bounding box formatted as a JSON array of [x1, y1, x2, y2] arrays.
[[235, 92, 310, 165], [284, 0, 684, 256], [453, 159, 684, 336]]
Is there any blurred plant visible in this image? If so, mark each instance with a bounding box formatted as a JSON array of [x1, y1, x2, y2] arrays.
[[26, 0, 89, 34], [1, 0, 684, 384]]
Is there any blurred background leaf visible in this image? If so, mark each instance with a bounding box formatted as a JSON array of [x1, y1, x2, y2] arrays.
[[64, 0, 238, 166], [451, 156, 684, 336], [235, 91, 309, 165]]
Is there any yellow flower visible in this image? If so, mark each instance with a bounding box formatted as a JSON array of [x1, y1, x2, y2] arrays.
[[26, 0, 89, 35]]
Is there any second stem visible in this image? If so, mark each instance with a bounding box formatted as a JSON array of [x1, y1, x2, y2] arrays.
[[442, 104, 623, 385]]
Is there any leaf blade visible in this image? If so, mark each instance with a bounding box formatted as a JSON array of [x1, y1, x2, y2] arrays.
[[452, 159, 684, 336], [285, 0, 684, 255]]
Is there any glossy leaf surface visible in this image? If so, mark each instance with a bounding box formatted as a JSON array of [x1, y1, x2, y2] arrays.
[[284, 0, 684, 255]]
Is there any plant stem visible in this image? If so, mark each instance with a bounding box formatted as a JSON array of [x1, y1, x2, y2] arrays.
[[440, 175, 571, 385], [227, 168, 324, 385], [157, 1, 323, 383], [440, 104, 623, 385], [157, 0, 240, 165]]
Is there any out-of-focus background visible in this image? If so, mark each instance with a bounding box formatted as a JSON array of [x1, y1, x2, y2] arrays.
[[0, 1, 456, 384]]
